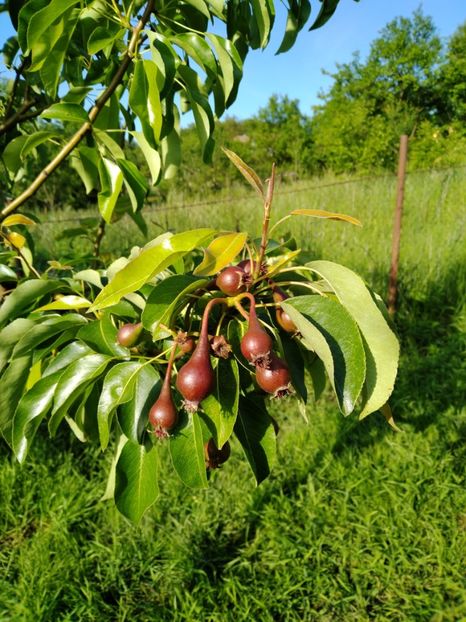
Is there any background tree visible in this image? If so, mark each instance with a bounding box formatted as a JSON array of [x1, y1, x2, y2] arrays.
[[311, 10, 444, 172]]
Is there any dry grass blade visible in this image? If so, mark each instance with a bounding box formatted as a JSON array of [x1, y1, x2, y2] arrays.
[[222, 147, 264, 198]]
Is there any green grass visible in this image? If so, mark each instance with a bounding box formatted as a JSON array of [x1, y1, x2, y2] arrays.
[[1, 168, 465, 621]]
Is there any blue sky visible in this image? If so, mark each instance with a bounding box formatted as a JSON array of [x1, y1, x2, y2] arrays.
[[1, 1, 465, 120]]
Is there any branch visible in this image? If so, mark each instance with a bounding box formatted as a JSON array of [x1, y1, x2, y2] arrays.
[[0, 99, 36, 136], [92, 217, 107, 259], [1, 0, 155, 222]]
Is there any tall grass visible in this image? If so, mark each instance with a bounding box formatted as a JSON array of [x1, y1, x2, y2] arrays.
[[2, 167, 465, 621]]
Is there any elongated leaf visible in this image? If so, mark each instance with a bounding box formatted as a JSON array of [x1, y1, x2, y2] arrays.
[[306, 261, 399, 419], [251, 0, 274, 48], [49, 354, 111, 435], [0, 279, 63, 327], [0, 318, 36, 373], [90, 229, 215, 311], [27, 0, 79, 54], [87, 24, 123, 55], [129, 59, 162, 148], [12, 314, 87, 358], [172, 33, 217, 78], [40, 9, 80, 97], [98, 361, 144, 450], [115, 438, 159, 524], [118, 365, 160, 443], [70, 146, 100, 194], [277, 0, 311, 54], [142, 275, 207, 338], [206, 33, 235, 102], [41, 103, 88, 123], [43, 343, 92, 378], [291, 209, 362, 226], [182, 81, 215, 163], [309, 0, 340, 30], [98, 157, 124, 223], [133, 131, 161, 185], [222, 148, 264, 197], [0, 355, 32, 443], [117, 158, 149, 213], [234, 395, 276, 484], [12, 370, 62, 463], [169, 411, 208, 488], [193, 232, 248, 276], [283, 296, 366, 415], [2, 215, 35, 227], [202, 358, 239, 447], [35, 295, 91, 312], [77, 314, 129, 357]]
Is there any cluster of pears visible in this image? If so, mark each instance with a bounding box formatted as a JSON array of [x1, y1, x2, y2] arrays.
[[116, 259, 297, 469]]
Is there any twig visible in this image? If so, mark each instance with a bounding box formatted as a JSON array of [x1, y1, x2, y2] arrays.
[[255, 163, 276, 280], [92, 217, 107, 258], [1, 0, 155, 222]]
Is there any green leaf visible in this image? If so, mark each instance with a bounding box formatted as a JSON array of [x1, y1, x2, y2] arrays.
[[3, 135, 28, 174], [172, 33, 217, 79], [87, 24, 123, 55], [291, 208, 362, 226], [70, 146, 100, 194], [77, 314, 129, 357], [41, 103, 88, 123], [193, 232, 248, 276], [43, 340, 91, 373], [251, 0, 275, 48], [169, 411, 208, 488], [12, 370, 62, 463], [115, 438, 159, 524], [0, 279, 63, 327], [133, 131, 161, 185], [222, 148, 264, 197], [117, 158, 149, 213], [98, 361, 145, 450], [309, 0, 340, 30], [129, 59, 162, 148], [160, 126, 181, 180], [27, 0, 80, 57], [0, 318, 36, 374], [39, 10, 80, 97], [306, 261, 399, 419], [90, 229, 215, 311], [0, 354, 32, 443], [283, 295, 366, 416], [49, 353, 111, 435], [276, 0, 311, 54], [11, 314, 87, 358], [98, 157, 124, 223], [35, 295, 91, 312], [201, 358, 239, 447], [142, 275, 207, 338], [234, 395, 277, 484], [118, 365, 160, 443], [206, 33, 238, 103], [279, 332, 308, 403]]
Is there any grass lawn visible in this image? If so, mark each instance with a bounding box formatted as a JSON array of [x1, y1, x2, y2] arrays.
[[1, 168, 465, 621]]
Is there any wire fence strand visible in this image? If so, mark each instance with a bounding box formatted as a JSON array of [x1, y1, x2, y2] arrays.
[[32, 163, 466, 225]]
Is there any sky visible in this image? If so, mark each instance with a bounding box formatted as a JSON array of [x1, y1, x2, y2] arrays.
[[1, 0, 465, 121]]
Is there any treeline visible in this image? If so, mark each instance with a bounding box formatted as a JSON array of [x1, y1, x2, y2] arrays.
[[167, 10, 466, 196], [3, 10, 465, 212]]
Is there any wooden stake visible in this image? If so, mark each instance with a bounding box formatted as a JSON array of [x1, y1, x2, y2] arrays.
[[387, 135, 408, 316]]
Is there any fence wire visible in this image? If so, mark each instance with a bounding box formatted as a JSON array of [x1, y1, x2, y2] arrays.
[[33, 163, 466, 225]]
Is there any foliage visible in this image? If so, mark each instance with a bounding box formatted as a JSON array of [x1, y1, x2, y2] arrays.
[[0, 152, 399, 522], [0, 0, 355, 224], [311, 11, 466, 172]]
